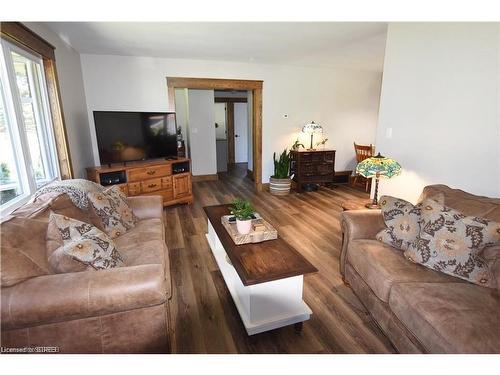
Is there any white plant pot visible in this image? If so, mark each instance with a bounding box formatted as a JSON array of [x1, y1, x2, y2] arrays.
[[236, 219, 252, 234]]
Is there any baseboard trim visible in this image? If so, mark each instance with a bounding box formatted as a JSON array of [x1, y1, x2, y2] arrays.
[[192, 174, 219, 182]]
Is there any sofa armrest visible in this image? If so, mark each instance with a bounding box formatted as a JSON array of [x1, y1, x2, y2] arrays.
[[127, 195, 163, 220], [1, 264, 166, 330], [340, 210, 385, 277]]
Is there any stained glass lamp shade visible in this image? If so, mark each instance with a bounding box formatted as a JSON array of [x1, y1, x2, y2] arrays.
[[302, 121, 323, 150], [355, 153, 402, 208]]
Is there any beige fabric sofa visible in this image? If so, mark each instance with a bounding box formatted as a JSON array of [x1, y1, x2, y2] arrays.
[[341, 185, 500, 353], [1, 193, 171, 353]]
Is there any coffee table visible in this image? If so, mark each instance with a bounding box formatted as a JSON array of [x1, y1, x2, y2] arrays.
[[204, 205, 318, 335]]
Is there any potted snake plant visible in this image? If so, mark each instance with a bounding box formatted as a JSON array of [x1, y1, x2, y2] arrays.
[[270, 148, 292, 195], [231, 199, 255, 234]]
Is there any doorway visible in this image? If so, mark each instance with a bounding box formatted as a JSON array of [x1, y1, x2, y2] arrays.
[[166, 77, 263, 191], [214, 90, 250, 179]]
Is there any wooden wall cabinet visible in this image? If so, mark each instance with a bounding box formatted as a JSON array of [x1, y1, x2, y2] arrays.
[[86, 159, 193, 206]]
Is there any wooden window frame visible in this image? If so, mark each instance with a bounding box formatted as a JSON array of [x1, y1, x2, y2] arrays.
[[1, 22, 73, 179], [167, 77, 263, 191]]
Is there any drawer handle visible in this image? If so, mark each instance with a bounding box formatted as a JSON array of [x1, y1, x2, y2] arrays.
[[147, 170, 156, 175], [147, 183, 158, 188]]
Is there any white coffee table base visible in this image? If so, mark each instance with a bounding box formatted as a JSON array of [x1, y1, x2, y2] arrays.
[[206, 221, 312, 335]]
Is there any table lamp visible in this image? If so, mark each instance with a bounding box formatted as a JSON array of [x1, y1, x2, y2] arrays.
[[355, 153, 402, 209], [302, 121, 323, 150]]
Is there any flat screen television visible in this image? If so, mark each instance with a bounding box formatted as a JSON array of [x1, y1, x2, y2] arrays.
[[93, 111, 178, 164]]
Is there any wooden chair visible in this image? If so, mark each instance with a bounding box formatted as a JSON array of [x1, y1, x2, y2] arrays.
[[352, 143, 375, 192]]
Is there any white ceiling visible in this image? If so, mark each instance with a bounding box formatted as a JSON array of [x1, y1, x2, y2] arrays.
[[45, 22, 388, 71]]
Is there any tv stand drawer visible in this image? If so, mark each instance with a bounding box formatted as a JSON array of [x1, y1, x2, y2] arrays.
[[128, 164, 172, 182], [141, 178, 162, 193]]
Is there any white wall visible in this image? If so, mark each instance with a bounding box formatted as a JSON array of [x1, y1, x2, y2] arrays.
[[376, 23, 500, 202], [80, 54, 382, 182], [187, 89, 217, 176], [24, 23, 93, 178]]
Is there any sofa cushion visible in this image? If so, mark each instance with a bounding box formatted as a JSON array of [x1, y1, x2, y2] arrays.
[[113, 218, 170, 298], [14, 193, 90, 223], [419, 184, 500, 222], [88, 185, 138, 239], [1, 264, 166, 330], [404, 198, 500, 288], [389, 282, 500, 353], [376, 196, 423, 251], [1, 217, 52, 287], [348, 239, 460, 302], [420, 185, 500, 290], [377, 194, 445, 251], [48, 213, 124, 272]]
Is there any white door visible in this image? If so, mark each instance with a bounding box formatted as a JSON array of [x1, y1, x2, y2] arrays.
[[234, 103, 248, 163]]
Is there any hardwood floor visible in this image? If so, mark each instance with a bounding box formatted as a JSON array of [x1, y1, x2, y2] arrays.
[[164, 168, 395, 353]]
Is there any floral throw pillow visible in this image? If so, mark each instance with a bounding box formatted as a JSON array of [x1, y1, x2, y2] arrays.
[[48, 212, 123, 272], [376, 194, 444, 251], [87, 185, 138, 239], [404, 198, 500, 287]]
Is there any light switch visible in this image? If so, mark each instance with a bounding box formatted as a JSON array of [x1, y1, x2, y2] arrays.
[[385, 128, 393, 139], [192, 128, 198, 134]]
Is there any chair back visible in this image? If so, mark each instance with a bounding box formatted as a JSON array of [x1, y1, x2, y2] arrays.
[[354, 143, 375, 163]]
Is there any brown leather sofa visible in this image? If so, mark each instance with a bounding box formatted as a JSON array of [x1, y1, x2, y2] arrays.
[[341, 184, 500, 353], [1, 193, 171, 353]]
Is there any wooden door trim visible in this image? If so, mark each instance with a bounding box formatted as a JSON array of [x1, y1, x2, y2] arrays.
[[167, 77, 263, 191]]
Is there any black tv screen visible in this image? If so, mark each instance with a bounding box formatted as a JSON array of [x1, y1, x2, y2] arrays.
[[93, 111, 177, 164]]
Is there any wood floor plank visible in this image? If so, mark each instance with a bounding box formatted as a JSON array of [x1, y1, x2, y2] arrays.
[[165, 164, 395, 353]]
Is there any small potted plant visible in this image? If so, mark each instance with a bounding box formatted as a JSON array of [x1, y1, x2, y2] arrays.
[[231, 199, 255, 234], [270, 148, 292, 195]]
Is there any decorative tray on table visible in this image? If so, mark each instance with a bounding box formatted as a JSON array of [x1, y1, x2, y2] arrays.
[[221, 214, 278, 245]]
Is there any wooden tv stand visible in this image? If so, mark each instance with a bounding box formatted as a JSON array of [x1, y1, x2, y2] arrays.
[[86, 158, 193, 207]]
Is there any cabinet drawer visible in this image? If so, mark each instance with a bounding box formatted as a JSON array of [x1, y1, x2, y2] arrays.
[[128, 164, 172, 182], [128, 182, 141, 196], [324, 151, 335, 162], [141, 178, 162, 193], [161, 176, 173, 189]]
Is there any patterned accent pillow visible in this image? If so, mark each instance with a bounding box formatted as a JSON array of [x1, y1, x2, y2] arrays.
[[87, 185, 138, 239], [376, 194, 444, 251], [404, 198, 500, 287], [48, 213, 123, 272]]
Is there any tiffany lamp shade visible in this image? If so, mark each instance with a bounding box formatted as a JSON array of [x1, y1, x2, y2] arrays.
[[355, 153, 402, 209]]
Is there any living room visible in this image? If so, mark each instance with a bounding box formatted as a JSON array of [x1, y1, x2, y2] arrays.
[[1, 0, 499, 373]]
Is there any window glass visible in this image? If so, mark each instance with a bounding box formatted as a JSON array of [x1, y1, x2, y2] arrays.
[[11, 51, 56, 187], [0, 39, 59, 214], [0, 77, 23, 205]]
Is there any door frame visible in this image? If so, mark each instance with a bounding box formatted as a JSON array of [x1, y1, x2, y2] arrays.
[[167, 77, 263, 191]]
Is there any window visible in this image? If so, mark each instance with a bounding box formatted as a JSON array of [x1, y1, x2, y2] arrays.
[[0, 39, 59, 214]]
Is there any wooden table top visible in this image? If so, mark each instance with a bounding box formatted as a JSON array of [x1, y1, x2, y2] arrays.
[[204, 204, 318, 286]]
